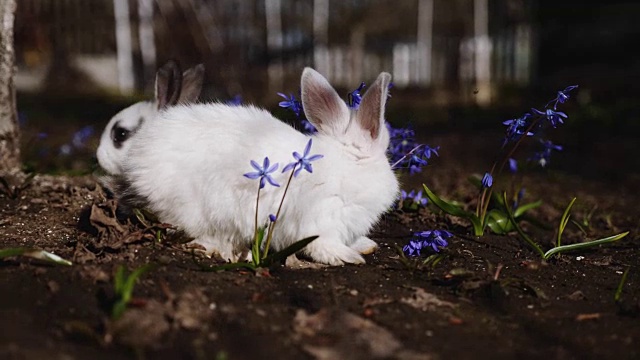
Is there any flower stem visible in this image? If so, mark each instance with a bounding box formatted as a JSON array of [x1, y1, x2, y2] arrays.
[[254, 185, 261, 251], [477, 115, 544, 225], [391, 144, 423, 170], [262, 166, 296, 259]]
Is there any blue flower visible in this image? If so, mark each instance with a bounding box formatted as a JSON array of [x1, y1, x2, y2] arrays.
[[399, 189, 428, 207], [402, 238, 424, 257], [531, 108, 567, 128], [300, 119, 317, 133], [244, 157, 280, 188], [269, 214, 277, 222], [72, 125, 95, 148], [513, 188, 526, 210], [508, 158, 518, 173], [282, 139, 324, 177], [547, 85, 578, 109], [530, 139, 563, 167], [347, 82, 366, 109], [420, 145, 440, 159], [413, 230, 452, 253], [503, 113, 533, 146], [226, 95, 242, 106], [412, 190, 428, 206], [278, 93, 303, 117], [403, 230, 452, 257], [481, 172, 493, 188]]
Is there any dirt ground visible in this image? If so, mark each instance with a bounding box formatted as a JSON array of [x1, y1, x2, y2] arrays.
[[1, 116, 639, 359]]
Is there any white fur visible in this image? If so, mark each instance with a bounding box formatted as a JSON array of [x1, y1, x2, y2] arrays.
[[97, 62, 204, 177], [97, 101, 156, 175], [121, 68, 399, 265]]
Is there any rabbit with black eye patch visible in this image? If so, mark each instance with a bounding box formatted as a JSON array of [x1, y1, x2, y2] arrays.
[[118, 68, 399, 266], [96, 60, 204, 176]]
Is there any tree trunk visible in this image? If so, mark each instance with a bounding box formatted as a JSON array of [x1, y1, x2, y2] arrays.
[[0, 0, 20, 172]]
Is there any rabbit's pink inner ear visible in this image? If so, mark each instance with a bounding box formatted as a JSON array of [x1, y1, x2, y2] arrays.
[[155, 60, 183, 109], [178, 64, 205, 103], [357, 72, 391, 140], [301, 68, 349, 133]]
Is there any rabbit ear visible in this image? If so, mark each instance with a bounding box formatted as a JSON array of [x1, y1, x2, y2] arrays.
[[155, 60, 183, 109], [301, 68, 350, 135], [355, 72, 391, 140], [178, 64, 205, 103]]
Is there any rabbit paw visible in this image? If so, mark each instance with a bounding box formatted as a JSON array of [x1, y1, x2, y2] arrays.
[[190, 236, 236, 262], [305, 237, 365, 266], [349, 236, 378, 255]]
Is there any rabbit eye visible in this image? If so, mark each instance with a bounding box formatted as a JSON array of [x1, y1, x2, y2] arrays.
[[111, 125, 130, 147]]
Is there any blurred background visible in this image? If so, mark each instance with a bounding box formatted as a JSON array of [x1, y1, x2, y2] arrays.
[[13, 0, 640, 179]]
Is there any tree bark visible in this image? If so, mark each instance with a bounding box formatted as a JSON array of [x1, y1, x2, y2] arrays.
[[0, 0, 20, 172]]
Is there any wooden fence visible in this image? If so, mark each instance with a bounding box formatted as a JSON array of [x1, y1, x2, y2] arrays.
[[15, 0, 535, 105]]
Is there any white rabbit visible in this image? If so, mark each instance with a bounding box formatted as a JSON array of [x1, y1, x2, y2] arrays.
[[119, 68, 399, 265], [96, 60, 204, 176]]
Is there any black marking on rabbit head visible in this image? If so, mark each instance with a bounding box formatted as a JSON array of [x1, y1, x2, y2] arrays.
[[111, 118, 145, 149]]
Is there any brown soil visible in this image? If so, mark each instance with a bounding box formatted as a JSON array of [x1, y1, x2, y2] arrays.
[[1, 131, 638, 360]]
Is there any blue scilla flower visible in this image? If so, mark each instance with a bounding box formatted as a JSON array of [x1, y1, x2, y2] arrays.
[[226, 95, 242, 106], [282, 138, 324, 177], [399, 189, 428, 207], [531, 108, 567, 128], [300, 119, 317, 133], [412, 190, 428, 206], [278, 92, 303, 117], [547, 85, 578, 109], [420, 145, 440, 159], [512, 188, 526, 210], [531, 139, 563, 167], [72, 125, 95, 148], [481, 173, 493, 188], [414, 230, 452, 253], [402, 239, 424, 256], [503, 113, 534, 146], [244, 157, 280, 188], [508, 158, 518, 173], [481, 172, 493, 188], [403, 238, 424, 257], [347, 82, 366, 109]]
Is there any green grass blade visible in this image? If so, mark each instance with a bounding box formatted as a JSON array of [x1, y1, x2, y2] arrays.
[[502, 192, 545, 258], [121, 264, 156, 302], [557, 197, 577, 247], [423, 184, 484, 235], [422, 184, 472, 218], [544, 231, 629, 260], [0, 247, 72, 266], [114, 266, 125, 294], [514, 200, 543, 218], [614, 266, 631, 302], [262, 235, 318, 266]]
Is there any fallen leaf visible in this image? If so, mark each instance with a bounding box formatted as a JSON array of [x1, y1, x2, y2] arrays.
[[401, 287, 456, 312], [576, 313, 601, 321]]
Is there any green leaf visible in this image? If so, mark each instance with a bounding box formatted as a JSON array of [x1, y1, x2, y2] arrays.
[[0, 247, 72, 266], [262, 236, 318, 266], [251, 227, 266, 267], [111, 264, 156, 319], [543, 231, 629, 260], [557, 197, 577, 247], [614, 266, 631, 302], [502, 192, 545, 258], [114, 265, 125, 294], [422, 184, 484, 235], [486, 209, 512, 234], [513, 200, 543, 218]]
